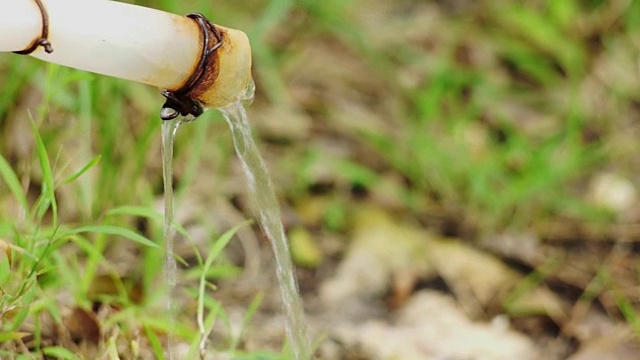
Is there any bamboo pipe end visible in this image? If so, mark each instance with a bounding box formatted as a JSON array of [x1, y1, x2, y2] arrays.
[[196, 27, 252, 109], [160, 20, 252, 120]]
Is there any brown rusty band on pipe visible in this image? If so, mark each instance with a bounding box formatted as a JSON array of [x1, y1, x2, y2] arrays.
[[14, 0, 54, 55], [160, 12, 223, 121]]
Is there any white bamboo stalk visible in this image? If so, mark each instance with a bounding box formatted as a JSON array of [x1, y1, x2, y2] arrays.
[[0, 0, 252, 108], [0, 0, 42, 52]]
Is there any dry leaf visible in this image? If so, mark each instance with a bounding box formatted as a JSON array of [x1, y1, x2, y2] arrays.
[[64, 307, 101, 345], [87, 273, 143, 304]]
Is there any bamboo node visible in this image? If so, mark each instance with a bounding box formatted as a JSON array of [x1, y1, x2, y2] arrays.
[[13, 0, 53, 55], [160, 13, 224, 121]]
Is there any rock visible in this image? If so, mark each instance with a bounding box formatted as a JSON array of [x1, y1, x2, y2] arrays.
[[319, 207, 433, 309], [324, 290, 539, 360], [588, 172, 637, 215], [319, 207, 567, 318], [427, 236, 521, 315], [566, 326, 640, 360]]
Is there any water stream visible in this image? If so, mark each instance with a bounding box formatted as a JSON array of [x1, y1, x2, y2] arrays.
[[161, 117, 182, 360], [160, 81, 309, 359], [219, 83, 310, 359]]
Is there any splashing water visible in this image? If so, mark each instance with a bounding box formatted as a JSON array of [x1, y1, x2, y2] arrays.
[[219, 82, 311, 359], [161, 117, 182, 360]]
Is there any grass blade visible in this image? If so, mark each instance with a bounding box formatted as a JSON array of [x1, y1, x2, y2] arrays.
[[0, 332, 29, 342], [202, 221, 252, 272], [0, 154, 29, 215], [231, 292, 264, 351], [42, 346, 82, 360], [107, 205, 193, 243], [62, 225, 158, 248], [144, 324, 166, 360], [62, 154, 102, 184], [198, 221, 251, 352], [31, 119, 58, 224], [107, 205, 162, 223]]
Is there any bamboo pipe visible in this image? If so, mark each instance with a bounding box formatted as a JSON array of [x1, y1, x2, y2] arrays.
[[0, 0, 252, 111]]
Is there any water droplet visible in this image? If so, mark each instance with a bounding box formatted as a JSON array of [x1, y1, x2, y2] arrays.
[[160, 107, 179, 121], [240, 79, 256, 106]]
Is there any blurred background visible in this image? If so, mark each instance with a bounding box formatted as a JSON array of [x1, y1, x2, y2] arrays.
[[2, 0, 640, 359]]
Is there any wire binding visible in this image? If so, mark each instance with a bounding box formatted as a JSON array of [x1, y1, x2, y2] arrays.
[[14, 0, 53, 55], [160, 13, 223, 121]]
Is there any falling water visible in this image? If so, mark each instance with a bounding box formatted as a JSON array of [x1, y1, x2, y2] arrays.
[[219, 82, 311, 359], [159, 81, 309, 358], [161, 117, 182, 360]]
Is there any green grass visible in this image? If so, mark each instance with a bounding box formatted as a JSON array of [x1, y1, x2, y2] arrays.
[[0, 1, 299, 356], [2, 0, 640, 358], [0, 114, 260, 356]]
